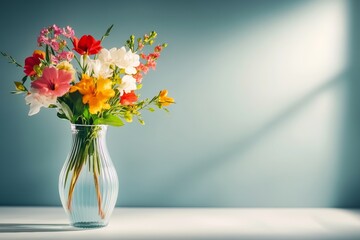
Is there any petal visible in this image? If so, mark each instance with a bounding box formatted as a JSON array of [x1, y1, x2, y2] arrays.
[[28, 103, 42, 116], [57, 69, 73, 84], [125, 66, 136, 74]]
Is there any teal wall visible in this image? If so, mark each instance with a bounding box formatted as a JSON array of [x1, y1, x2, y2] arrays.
[[1, 0, 360, 207]]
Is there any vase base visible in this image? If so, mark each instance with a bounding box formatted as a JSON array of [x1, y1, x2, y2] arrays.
[[72, 222, 107, 229]]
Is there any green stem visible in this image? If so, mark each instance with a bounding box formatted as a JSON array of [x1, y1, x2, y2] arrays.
[[64, 126, 104, 218]]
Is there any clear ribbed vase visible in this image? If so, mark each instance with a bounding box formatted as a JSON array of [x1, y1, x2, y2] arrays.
[[59, 124, 118, 228]]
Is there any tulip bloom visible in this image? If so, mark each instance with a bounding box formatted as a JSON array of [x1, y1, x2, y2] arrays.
[[73, 35, 102, 55]]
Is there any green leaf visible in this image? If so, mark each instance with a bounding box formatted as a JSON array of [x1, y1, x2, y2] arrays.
[[58, 100, 73, 121], [83, 107, 90, 120], [21, 75, 28, 84], [0, 51, 23, 68], [45, 45, 50, 63], [57, 112, 68, 120], [94, 114, 124, 127], [11, 91, 24, 95], [138, 118, 145, 125], [68, 91, 85, 120], [100, 24, 114, 42], [148, 107, 155, 112]]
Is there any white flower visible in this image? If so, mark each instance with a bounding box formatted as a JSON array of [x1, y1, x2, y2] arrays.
[[88, 59, 113, 78], [81, 55, 113, 78], [116, 47, 140, 74], [25, 89, 57, 116], [98, 48, 115, 65], [99, 47, 140, 74], [117, 75, 137, 96]]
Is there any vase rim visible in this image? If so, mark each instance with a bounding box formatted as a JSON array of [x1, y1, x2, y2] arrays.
[[70, 123, 108, 128]]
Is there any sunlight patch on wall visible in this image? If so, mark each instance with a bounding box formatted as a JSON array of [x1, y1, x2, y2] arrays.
[[171, 0, 348, 206]]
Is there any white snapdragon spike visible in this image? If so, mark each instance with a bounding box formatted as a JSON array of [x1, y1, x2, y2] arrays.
[[111, 47, 140, 74], [25, 89, 57, 116], [117, 75, 137, 96], [87, 59, 113, 78]]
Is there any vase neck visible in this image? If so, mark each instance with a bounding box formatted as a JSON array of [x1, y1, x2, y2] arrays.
[[70, 124, 108, 140]]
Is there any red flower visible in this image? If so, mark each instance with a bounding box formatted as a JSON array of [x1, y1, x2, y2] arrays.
[[24, 50, 45, 76], [120, 91, 138, 105], [72, 35, 102, 55]]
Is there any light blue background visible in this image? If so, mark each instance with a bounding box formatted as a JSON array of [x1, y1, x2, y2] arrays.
[[1, 0, 360, 207]]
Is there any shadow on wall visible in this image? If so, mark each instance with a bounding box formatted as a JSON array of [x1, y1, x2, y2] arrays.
[[163, 71, 347, 202], [337, 0, 360, 208]]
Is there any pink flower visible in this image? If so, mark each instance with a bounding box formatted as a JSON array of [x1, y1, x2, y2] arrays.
[[50, 39, 60, 52], [154, 45, 163, 52], [51, 56, 59, 64], [31, 67, 72, 97], [58, 51, 74, 62], [37, 35, 49, 46], [147, 59, 157, 70], [137, 63, 149, 74], [63, 26, 75, 38], [138, 42, 144, 50], [38, 27, 50, 46], [133, 72, 143, 83], [140, 53, 147, 60], [52, 24, 62, 37], [149, 52, 160, 59], [40, 28, 49, 34]]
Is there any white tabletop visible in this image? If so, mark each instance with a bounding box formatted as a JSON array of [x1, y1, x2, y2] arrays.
[[0, 207, 360, 239]]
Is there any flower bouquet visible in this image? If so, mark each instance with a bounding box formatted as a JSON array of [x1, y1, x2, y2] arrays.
[[1, 24, 174, 227]]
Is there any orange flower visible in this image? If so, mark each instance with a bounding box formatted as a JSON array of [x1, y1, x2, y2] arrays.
[[70, 74, 115, 114], [120, 91, 138, 105], [158, 89, 174, 107]]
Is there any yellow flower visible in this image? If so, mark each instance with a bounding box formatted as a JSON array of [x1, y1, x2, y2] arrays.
[[57, 61, 76, 81], [158, 89, 174, 107], [70, 74, 115, 114]]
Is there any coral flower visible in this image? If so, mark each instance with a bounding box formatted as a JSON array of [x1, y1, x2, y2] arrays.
[[120, 91, 138, 105], [31, 67, 72, 97], [73, 35, 102, 55], [24, 50, 45, 76], [158, 89, 174, 107], [70, 75, 115, 114]]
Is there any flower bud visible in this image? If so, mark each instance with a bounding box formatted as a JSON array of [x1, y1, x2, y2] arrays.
[[151, 31, 157, 38]]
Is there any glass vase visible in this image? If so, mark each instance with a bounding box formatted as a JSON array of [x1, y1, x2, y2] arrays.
[[59, 124, 118, 228]]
